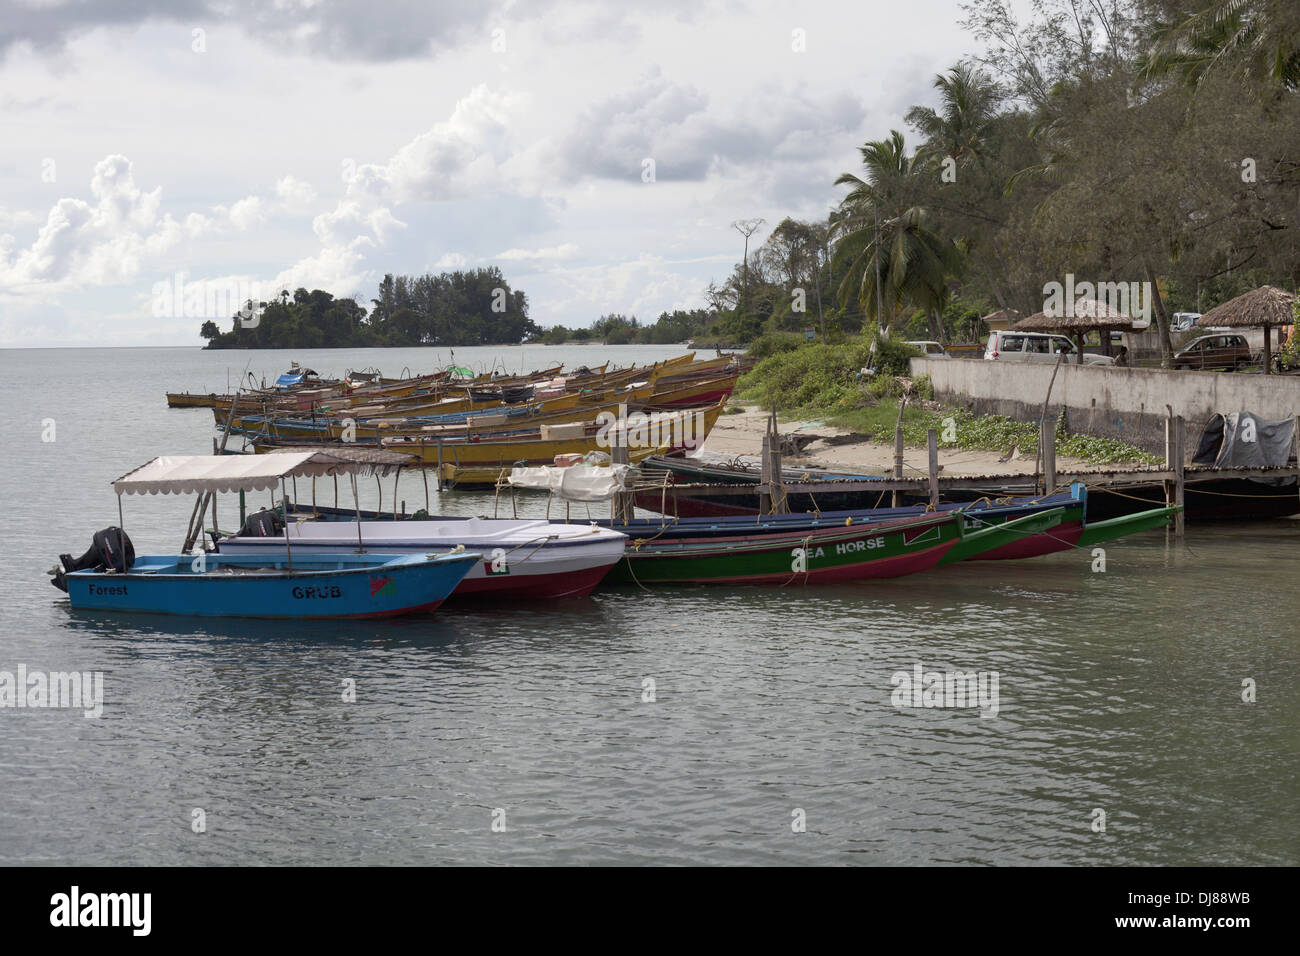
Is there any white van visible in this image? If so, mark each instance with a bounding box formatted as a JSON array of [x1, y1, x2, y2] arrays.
[[984, 331, 1114, 366]]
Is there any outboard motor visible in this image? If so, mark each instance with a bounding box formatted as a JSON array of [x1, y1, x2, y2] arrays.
[[237, 508, 286, 538], [49, 526, 135, 592]]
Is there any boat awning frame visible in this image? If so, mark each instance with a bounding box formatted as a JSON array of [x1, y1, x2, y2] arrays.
[[112, 450, 412, 496]]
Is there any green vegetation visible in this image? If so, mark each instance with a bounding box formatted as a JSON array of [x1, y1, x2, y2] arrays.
[[738, 340, 1157, 465], [201, 268, 536, 349], [688, 0, 1300, 356]]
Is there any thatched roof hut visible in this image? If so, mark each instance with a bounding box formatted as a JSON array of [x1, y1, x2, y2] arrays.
[[1012, 299, 1138, 363], [1197, 286, 1297, 374], [1198, 286, 1295, 328]]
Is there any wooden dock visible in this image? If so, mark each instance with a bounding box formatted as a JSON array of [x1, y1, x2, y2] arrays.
[[631, 413, 1300, 537]]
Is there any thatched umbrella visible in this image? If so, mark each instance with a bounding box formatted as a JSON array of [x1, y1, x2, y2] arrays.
[[1012, 298, 1139, 364], [1196, 286, 1297, 375]]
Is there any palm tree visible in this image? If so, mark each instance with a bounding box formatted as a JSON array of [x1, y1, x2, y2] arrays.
[[1139, 0, 1300, 90], [905, 63, 1002, 168], [832, 131, 963, 340]]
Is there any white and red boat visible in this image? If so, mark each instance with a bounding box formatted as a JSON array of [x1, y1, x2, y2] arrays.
[[218, 517, 626, 600]]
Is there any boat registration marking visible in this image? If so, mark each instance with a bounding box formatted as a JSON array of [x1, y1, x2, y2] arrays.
[[88, 583, 129, 596], [294, 585, 343, 599]]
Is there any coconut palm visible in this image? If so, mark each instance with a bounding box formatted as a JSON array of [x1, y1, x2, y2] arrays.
[[905, 63, 1002, 168], [832, 131, 963, 339], [1139, 0, 1300, 90]]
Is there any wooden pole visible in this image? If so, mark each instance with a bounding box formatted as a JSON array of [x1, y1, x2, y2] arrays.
[[892, 425, 905, 508], [1165, 413, 1185, 538], [759, 430, 772, 516], [1263, 323, 1272, 374], [769, 424, 788, 514], [927, 429, 939, 509], [1041, 417, 1057, 495], [612, 433, 634, 524]]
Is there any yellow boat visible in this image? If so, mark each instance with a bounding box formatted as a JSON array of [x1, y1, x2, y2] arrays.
[[382, 403, 725, 487]]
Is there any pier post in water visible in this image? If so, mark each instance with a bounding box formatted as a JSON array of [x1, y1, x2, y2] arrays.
[[927, 429, 939, 509], [1165, 414, 1185, 538], [892, 425, 905, 508]]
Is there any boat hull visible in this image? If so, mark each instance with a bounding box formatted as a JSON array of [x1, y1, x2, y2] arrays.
[[64, 551, 478, 619], [217, 518, 627, 600], [604, 513, 962, 585]]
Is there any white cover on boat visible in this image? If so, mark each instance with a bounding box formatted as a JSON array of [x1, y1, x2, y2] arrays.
[[112, 451, 408, 496], [508, 464, 631, 501]]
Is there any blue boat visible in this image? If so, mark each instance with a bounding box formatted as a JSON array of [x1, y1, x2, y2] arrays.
[[51, 449, 481, 619], [63, 551, 478, 619]]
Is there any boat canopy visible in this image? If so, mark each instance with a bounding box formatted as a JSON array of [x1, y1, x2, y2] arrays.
[[112, 450, 412, 496]]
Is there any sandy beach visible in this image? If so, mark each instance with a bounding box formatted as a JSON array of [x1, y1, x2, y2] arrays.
[[698, 406, 1094, 477]]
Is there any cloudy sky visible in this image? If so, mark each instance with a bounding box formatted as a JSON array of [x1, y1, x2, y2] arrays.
[[0, 0, 977, 347]]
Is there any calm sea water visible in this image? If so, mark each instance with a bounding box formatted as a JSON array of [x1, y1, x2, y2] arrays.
[[1, 345, 1297, 866]]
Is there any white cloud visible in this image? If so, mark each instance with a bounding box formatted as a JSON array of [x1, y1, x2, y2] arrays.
[[0, 154, 181, 296], [434, 252, 467, 269], [274, 175, 318, 214], [494, 243, 579, 261]]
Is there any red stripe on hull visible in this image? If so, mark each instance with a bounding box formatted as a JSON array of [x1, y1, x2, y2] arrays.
[[642, 539, 957, 585], [448, 563, 614, 600], [650, 387, 736, 408], [633, 492, 757, 517], [967, 521, 1084, 561]]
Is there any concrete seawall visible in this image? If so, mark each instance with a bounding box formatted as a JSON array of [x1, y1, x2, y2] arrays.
[[911, 357, 1300, 452]]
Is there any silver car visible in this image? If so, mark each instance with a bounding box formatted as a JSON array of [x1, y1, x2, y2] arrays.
[[984, 331, 1114, 366]]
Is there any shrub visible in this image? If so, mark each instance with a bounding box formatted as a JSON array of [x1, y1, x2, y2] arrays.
[[738, 342, 874, 412], [746, 331, 805, 360], [870, 336, 922, 377]]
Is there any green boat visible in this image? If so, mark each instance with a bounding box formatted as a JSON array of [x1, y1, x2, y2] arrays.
[[605, 507, 1066, 586]]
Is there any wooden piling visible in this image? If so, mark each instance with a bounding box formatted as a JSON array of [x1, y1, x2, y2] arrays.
[[892, 425, 905, 508], [1041, 417, 1057, 495], [1164, 414, 1185, 537], [759, 431, 772, 516], [769, 425, 788, 514], [927, 429, 939, 509], [612, 435, 635, 524]]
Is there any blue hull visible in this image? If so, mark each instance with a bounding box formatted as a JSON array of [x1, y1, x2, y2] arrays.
[[65, 551, 479, 619]]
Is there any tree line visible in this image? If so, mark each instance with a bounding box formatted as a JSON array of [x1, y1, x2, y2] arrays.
[[200, 267, 536, 348], [707, 0, 1300, 361]]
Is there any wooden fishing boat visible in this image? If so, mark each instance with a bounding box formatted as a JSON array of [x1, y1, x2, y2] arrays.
[[167, 392, 236, 409], [600, 508, 1062, 586], [585, 484, 1175, 562], [645, 372, 739, 409], [49, 451, 480, 619], [371, 403, 725, 471], [218, 517, 627, 600]]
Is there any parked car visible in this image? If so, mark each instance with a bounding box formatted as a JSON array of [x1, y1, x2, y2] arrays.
[[1172, 312, 1202, 333], [905, 340, 951, 359], [1171, 334, 1253, 371], [983, 331, 1115, 366]]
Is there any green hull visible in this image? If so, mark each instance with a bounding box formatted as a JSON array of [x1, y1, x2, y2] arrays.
[[607, 512, 962, 585], [1075, 506, 1179, 549], [938, 508, 1068, 565]]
